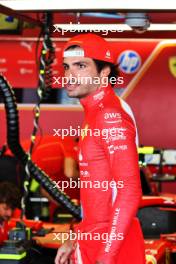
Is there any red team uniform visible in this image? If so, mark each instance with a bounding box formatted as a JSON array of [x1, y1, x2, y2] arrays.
[[72, 84, 145, 263]]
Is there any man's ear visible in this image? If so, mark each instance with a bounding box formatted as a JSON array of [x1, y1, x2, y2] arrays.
[[100, 66, 111, 78]]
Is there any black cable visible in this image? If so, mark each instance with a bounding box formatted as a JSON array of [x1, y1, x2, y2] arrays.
[[0, 74, 81, 220], [29, 12, 55, 155], [25, 13, 55, 218]]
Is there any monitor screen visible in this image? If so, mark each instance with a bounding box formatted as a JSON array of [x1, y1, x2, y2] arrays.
[[144, 154, 161, 165], [163, 150, 176, 165]]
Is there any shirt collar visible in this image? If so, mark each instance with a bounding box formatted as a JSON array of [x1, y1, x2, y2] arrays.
[[80, 84, 112, 111]]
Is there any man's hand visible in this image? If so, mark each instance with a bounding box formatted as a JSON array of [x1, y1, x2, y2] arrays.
[[55, 240, 75, 264]]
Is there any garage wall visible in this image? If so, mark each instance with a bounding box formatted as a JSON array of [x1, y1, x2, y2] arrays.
[[125, 42, 176, 148], [1, 40, 176, 149]]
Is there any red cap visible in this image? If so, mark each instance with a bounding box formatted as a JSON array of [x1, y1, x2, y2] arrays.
[[63, 33, 115, 64]]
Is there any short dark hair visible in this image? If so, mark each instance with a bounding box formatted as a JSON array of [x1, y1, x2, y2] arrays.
[[93, 59, 119, 87], [0, 182, 21, 209]]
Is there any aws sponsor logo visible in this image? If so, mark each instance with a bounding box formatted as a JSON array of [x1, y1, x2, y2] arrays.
[[104, 112, 122, 124]]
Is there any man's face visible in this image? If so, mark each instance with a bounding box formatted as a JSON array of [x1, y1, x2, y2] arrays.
[[0, 203, 13, 223], [63, 48, 101, 98]]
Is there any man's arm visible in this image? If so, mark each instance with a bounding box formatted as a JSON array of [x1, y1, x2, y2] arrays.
[[55, 239, 76, 264], [96, 108, 142, 264], [64, 157, 79, 178]]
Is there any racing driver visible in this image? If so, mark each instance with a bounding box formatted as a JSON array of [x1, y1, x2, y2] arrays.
[[55, 33, 145, 264]]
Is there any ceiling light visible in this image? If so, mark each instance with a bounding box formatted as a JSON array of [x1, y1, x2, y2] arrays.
[[0, 0, 176, 11]]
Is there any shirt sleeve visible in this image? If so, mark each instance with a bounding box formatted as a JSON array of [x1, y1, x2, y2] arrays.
[[95, 108, 142, 264]]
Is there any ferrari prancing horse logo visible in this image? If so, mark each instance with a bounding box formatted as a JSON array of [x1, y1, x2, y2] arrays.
[[169, 56, 176, 78], [81, 124, 89, 140]]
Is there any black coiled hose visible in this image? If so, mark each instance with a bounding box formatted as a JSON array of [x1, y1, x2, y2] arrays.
[[0, 75, 81, 220]]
